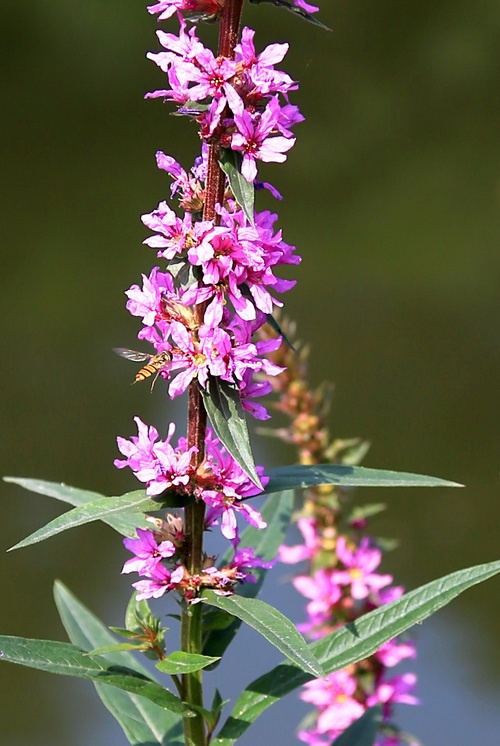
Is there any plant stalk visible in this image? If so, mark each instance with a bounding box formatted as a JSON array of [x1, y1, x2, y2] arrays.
[[181, 2, 244, 743]]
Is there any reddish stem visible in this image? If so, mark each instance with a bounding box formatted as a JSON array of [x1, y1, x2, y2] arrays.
[[181, 5, 245, 744]]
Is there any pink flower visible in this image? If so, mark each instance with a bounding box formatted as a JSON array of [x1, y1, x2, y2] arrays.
[[122, 527, 176, 576], [133, 563, 185, 601], [301, 670, 365, 734], [279, 517, 319, 564], [114, 417, 196, 497], [293, 568, 342, 623], [332, 536, 393, 600], [367, 673, 419, 713], [375, 639, 417, 668], [226, 87, 296, 182]]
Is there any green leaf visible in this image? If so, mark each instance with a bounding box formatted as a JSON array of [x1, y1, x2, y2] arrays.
[[348, 503, 387, 522], [4, 477, 152, 536], [7, 490, 188, 551], [213, 559, 500, 745], [124, 592, 156, 633], [202, 591, 324, 680], [202, 491, 294, 663], [54, 581, 180, 744], [201, 377, 262, 488], [249, 0, 331, 30], [265, 312, 296, 350], [0, 635, 193, 716], [156, 652, 220, 675], [264, 463, 463, 494], [86, 642, 148, 656], [333, 706, 381, 746], [219, 150, 254, 225], [209, 689, 227, 732]]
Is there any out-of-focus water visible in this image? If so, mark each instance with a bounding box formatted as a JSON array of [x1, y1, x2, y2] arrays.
[[1, 1, 499, 743]]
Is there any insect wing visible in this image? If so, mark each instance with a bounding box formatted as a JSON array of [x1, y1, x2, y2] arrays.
[[113, 347, 151, 363]]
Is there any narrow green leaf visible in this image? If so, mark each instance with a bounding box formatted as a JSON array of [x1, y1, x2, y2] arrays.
[[4, 477, 153, 537], [349, 503, 387, 522], [249, 0, 331, 30], [333, 706, 381, 746], [86, 642, 148, 656], [201, 377, 262, 488], [213, 559, 500, 745], [202, 491, 294, 663], [202, 591, 324, 680], [124, 592, 155, 633], [265, 312, 296, 350], [264, 463, 463, 494], [8, 491, 188, 551], [0, 635, 193, 716], [54, 581, 180, 744], [219, 150, 254, 225], [210, 689, 227, 726], [156, 652, 220, 675]]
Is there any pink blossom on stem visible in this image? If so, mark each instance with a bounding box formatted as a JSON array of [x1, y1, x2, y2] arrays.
[[114, 417, 196, 497], [226, 87, 296, 182], [133, 563, 185, 601], [122, 527, 176, 576], [279, 516, 319, 563], [332, 536, 393, 600], [300, 670, 365, 735]]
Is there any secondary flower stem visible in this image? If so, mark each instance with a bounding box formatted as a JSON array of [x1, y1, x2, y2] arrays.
[[181, 2, 244, 741]]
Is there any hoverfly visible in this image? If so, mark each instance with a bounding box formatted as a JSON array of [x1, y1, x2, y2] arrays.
[[113, 347, 173, 390]]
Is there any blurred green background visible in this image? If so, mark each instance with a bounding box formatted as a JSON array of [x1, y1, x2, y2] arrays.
[[1, 1, 499, 743]]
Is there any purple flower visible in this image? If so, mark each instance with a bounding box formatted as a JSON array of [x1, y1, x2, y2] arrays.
[[226, 87, 296, 182], [204, 490, 266, 541], [122, 527, 176, 576], [367, 672, 419, 715], [279, 517, 319, 564], [375, 639, 417, 668], [332, 536, 393, 600], [114, 417, 196, 497], [133, 563, 185, 601], [293, 568, 342, 623], [293, 0, 319, 13], [300, 670, 365, 735]]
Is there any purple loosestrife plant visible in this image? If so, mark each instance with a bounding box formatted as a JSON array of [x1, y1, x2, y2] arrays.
[[3, 3, 500, 746]]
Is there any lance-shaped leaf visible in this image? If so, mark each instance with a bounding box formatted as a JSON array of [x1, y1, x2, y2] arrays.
[[264, 312, 296, 351], [264, 463, 463, 494], [201, 377, 262, 488], [4, 477, 154, 537], [0, 636, 193, 716], [54, 581, 180, 744], [334, 705, 381, 746], [219, 149, 254, 225], [8, 490, 190, 551], [249, 0, 331, 30], [203, 490, 294, 662], [213, 559, 500, 745], [202, 591, 324, 680], [156, 652, 220, 675]]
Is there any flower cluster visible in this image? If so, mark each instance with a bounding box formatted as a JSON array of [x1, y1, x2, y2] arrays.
[[122, 525, 274, 603], [116, 418, 268, 540], [147, 0, 319, 25], [116, 2, 303, 602], [256, 318, 419, 745], [282, 527, 418, 745], [117, 419, 274, 600], [120, 19, 303, 407]]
